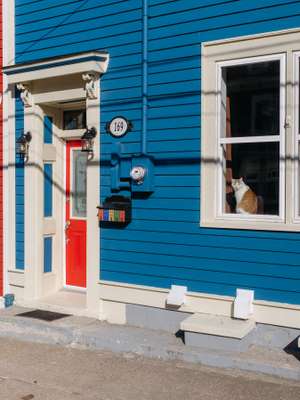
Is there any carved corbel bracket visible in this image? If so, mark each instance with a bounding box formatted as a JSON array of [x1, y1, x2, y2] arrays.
[[82, 72, 99, 100], [16, 83, 32, 107]]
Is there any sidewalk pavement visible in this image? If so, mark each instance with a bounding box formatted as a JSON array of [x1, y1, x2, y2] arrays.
[[0, 306, 300, 381]]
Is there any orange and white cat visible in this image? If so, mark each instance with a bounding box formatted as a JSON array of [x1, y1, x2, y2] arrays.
[[231, 178, 258, 214]]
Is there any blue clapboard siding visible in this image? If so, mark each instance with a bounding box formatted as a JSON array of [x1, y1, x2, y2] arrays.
[[44, 116, 53, 144], [15, 92, 25, 270], [44, 236, 52, 273], [14, 0, 300, 305], [44, 164, 53, 217]]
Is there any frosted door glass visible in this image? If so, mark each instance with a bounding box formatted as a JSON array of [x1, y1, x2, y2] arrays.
[[72, 151, 88, 218]]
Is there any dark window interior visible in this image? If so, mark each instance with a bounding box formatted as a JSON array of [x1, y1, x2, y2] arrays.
[[224, 142, 279, 215], [225, 61, 280, 137], [63, 109, 86, 130], [222, 60, 280, 216]]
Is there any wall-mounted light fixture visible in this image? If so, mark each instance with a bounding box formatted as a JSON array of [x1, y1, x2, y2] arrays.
[[16, 131, 32, 159], [81, 127, 97, 155]]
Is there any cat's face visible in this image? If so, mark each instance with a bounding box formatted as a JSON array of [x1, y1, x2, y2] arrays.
[[231, 177, 244, 192]]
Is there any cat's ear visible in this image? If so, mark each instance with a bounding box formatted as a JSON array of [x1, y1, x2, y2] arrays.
[[239, 177, 243, 182]]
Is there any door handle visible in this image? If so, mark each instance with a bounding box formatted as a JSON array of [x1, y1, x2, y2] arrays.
[[65, 220, 71, 231]]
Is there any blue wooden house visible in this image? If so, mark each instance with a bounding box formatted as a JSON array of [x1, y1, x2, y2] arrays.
[[3, 0, 300, 342]]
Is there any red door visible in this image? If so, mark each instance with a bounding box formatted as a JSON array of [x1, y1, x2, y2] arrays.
[[65, 141, 87, 288]]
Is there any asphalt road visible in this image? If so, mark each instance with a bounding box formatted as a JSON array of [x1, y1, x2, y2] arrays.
[[0, 338, 299, 400]]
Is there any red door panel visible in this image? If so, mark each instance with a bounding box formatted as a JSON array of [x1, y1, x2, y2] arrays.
[[66, 141, 87, 288]]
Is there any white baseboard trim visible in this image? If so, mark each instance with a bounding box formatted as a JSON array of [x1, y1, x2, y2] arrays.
[[99, 280, 300, 329]]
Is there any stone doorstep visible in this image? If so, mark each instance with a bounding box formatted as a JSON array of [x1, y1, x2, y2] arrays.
[[180, 313, 256, 339], [181, 313, 256, 352]]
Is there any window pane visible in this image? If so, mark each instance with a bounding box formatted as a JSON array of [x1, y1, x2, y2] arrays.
[[299, 62, 300, 135], [64, 110, 86, 130], [222, 142, 279, 215], [72, 151, 88, 218], [298, 143, 300, 216], [221, 61, 280, 138]]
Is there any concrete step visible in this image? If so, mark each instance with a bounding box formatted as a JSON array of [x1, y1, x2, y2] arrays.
[[21, 290, 89, 317], [181, 313, 256, 352]]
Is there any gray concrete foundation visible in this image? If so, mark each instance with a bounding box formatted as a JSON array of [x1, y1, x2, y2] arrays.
[[125, 303, 300, 353], [185, 331, 252, 352], [126, 303, 190, 333]]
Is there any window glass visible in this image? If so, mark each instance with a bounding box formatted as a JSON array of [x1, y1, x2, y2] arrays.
[[299, 62, 300, 136], [298, 143, 300, 217], [298, 63, 300, 216], [222, 142, 279, 216], [221, 61, 280, 138], [72, 151, 88, 218], [64, 110, 86, 130]]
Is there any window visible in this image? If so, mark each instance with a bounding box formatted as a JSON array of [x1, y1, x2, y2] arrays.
[[201, 29, 300, 231], [219, 57, 284, 219], [63, 109, 86, 130], [71, 150, 88, 218]]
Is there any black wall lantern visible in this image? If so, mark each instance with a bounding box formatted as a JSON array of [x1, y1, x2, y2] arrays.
[[81, 127, 97, 155], [16, 131, 32, 159]]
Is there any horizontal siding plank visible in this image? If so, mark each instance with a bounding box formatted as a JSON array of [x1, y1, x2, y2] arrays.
[[17, 8, 141, 40], [102, 229, 300, 254], [102, 219, 300, 241], [149, 0, 300, 27], [101, 239, 300, 269], [17, 21, 142, 53], [148, 3, 300, 39], [100, 254, 300, 292], [100, 186, 200, 200]]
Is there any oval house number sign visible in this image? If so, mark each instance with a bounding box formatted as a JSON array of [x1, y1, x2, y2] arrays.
[[106, 116, 132, 138]]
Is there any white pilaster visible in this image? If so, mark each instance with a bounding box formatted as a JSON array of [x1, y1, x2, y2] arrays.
[[24, 104, 44, 301], [3, 0, 16, 294], [86, 76, 100, 316]]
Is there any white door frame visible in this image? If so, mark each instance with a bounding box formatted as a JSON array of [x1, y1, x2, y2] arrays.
[[5, 75, 101, 316]]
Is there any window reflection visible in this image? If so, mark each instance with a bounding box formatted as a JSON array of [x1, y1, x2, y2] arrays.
[[222, 61, 280, 138]]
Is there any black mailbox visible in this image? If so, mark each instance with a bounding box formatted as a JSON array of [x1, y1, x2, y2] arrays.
[[97, 196, 131, 227]]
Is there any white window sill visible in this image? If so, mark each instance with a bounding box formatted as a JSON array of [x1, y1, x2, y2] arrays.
[[200, 218, 300, 232]]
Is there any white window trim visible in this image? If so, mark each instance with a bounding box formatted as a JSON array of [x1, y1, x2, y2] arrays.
[[293, 51, 300, 223], [216, 54, 285, 223], [200, 28, 300, 232]]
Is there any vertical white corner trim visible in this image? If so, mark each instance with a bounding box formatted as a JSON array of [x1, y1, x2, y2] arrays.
[[86, 77, 101, 317], [3, 0, 15, 67], [3, 0, 16, 294]]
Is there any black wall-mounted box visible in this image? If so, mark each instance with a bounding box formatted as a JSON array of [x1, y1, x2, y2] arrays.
[[97, 196, 131, 227]]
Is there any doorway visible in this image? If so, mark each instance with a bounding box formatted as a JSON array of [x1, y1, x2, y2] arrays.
[[65, 140, 88, 289]]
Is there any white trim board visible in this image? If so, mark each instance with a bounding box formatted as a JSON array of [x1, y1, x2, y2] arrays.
[[3, 0, 16, 295], [293, 51, 300, 223], [216, 53, 285, 222], [99, 280, 300, 330]]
